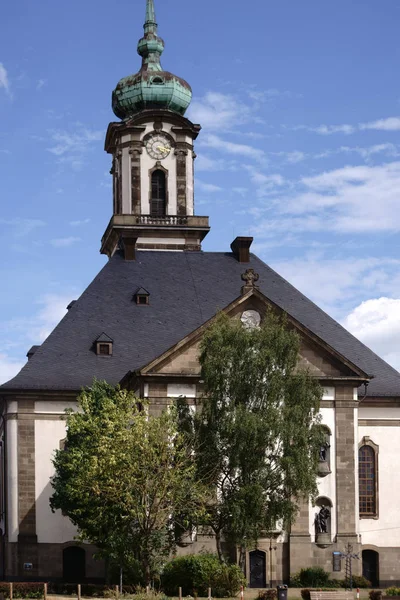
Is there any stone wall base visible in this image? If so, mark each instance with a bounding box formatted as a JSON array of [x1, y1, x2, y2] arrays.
[[290, 535, 362, 579], [4, 542, 104, 581], [367, 546, 400, 587]]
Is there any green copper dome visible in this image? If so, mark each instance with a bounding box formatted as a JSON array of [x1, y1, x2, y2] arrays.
[[112, 0, 192, 120]]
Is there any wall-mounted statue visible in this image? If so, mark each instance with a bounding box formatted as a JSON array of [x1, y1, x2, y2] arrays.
[[315, 505, 330, 534], [319, 441, 330, 462]]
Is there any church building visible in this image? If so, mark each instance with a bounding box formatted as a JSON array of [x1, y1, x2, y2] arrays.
[[2, 0, 400, 587]]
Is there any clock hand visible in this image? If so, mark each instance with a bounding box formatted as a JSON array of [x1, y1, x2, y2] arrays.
[[156, 145, 169, 153]]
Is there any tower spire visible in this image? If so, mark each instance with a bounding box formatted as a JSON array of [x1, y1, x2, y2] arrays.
[[137, 0, 164, 72], [144, 0, 157, 34]]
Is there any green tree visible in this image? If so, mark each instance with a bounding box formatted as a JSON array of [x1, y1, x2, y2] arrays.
[[50, 380, 203, 584], [177, 311, 324, 565]]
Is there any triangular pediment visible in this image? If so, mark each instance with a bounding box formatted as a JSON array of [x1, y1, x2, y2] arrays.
[[131, 289, 370, 382]]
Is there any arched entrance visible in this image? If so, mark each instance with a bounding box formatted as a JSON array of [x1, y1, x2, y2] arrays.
[[249, 550, 266, 588], [63, 546, 86, 583], [362, 550, 379, 587]]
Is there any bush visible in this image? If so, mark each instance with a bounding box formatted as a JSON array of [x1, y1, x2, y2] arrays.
[[369, 592, 382, 600], [0, 583, 45, 599], [48, 583, 112, 597], [385, 588, 400, 597], [295, 568, 331, 588], [258, 590, 277, 600], [340, 576, 371, 589], [161, 553, 246, 598]]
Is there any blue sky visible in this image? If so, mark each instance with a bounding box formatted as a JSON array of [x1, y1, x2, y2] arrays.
[[2, 0, 400, 382]]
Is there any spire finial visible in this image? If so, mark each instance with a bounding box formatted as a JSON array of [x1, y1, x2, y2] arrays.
[[144, 0, 157, 34], [137, 0, 164, 71]]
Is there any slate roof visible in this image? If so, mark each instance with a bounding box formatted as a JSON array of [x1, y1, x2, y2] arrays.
[[2, 250, 400, 397]]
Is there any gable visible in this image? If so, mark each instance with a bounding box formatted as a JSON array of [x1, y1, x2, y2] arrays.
[[138, 291, 366, 380]]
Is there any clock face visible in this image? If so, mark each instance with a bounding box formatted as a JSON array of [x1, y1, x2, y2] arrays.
[[145, 134, 172, 160]]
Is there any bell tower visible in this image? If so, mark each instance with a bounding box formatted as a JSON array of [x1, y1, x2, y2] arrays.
[[101, 0, 210, 257]]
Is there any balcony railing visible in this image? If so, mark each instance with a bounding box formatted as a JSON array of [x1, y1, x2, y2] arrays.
[[135, 215, 188, 226]]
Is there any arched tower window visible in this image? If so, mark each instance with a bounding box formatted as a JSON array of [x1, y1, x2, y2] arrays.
[[359, 443, 378, 517], [151, 170, 166, 217]]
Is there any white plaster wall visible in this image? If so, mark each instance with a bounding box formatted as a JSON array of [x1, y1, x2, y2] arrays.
[[309, 404, 336, 542], [35, 401, 77, 414], [359, 407, 400, 419], [138, 237, 185, 246], [167, 383, 196, 398], [359, 422, 400, 546], [35, 420, 77, 543]]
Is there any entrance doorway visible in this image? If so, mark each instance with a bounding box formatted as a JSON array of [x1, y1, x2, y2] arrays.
[[63, 546, 86, 582], [249, 550, 266, 588], [362, 550, 379, 587]]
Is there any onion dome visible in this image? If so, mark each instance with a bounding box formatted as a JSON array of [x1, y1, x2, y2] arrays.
[[112, 0, 192, 120]]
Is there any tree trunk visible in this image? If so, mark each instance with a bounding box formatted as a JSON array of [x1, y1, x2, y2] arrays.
[[238, 545, 246, 573], [119, 566, 123, 595], [215, 531, 225, 563], [143, 559, 151, 586]]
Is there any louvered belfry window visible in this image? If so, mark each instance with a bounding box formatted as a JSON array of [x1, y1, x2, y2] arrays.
[[359, 445, 376, 516], [151, 170, 166, 217]]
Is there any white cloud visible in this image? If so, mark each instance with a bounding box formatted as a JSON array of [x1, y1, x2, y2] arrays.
[[247, 88, 301, 102], [0, 291, 75, 384], [232, 187, 248, 197], [195, 154, 232, 172], [47, 128, 103, 170], [243, 165, 285, 198], [288, 116, 400, 136], [50, 237, 81, 248], [188, 92, 251, 130], [269, 256, 400, 321], [33, 293, 70, 342], [197, 180, 223, 193], [0, 218, 45, 237], [343, 298, 400, 370], [0, 353, 24, 385], [0, 63, 11, 97], [288, 123, 355, 135], [70, 218, 90, 226], [272, 150, 307, 163], [200, 134, 265, 162], [36, 79, 46, 91], [252, 161, 400, 235], [360, 117, 400, 131]]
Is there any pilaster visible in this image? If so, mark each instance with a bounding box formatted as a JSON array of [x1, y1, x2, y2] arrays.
[[335, 386, 357, 537], [17, 400, 38, 577], [175, 145, 188, 216], [129, 144, 142, 215], [289, 497, 312, 572]]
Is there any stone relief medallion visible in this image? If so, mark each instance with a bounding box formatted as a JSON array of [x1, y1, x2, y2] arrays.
[[241, 310, 261, 329]]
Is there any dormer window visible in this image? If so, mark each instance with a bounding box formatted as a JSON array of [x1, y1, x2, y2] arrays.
[[152, 77, 164, 85], [99, 344, 111, 355], [134, 287, 150, 305], [94, 333, 113, 356]]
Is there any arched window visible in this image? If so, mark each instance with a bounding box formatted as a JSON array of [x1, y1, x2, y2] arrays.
[[151, 170, 166, 217], [359, 444, 377, 517]]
